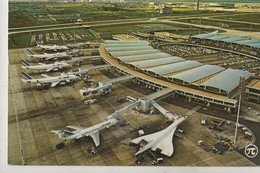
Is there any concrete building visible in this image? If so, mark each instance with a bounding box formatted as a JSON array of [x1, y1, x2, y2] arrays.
[[246, 79, 260, 103], [160, 6, 173, 14]]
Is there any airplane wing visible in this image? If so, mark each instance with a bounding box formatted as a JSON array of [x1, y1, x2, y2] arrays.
[[46, 67, 55, 72], [131, 126, 177, 157], [41, 74, 51, 78], [151, 126, 177, 156], [51, 80, 61, 87], [90, 131, 100, 147], [67, 125, 85, 130]]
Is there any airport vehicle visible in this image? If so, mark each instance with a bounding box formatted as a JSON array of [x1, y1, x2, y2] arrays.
[[26, 49, 69, 61], [84, 99, 97, 105], [131, 115, 187, 156], [201, 116, 206, 125], [21, 72, 78, 88], [197, 140, 204, 146], [21, 59, 70, 72], [51, 118, 119, 147], [36, 40, 69, 51]]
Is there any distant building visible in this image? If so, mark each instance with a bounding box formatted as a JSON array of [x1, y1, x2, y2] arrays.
[[246, 79, 260, 103], [208, 3, 235, 9], [160, 6, 172, 14]]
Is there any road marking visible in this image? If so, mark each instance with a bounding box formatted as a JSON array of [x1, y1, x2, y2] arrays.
[[10, 73, 25, 165], [185, 105, 202, 116]]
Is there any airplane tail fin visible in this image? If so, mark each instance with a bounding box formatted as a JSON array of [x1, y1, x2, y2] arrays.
[[21, 72, 33, 80], [21, 60, 31, 67], [35, 40, 42, 47], [26, 49, 35, 55]]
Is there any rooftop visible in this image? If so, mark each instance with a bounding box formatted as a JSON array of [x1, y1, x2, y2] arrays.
[[168, 65, 225, 84], [200, 69, 251, 92]]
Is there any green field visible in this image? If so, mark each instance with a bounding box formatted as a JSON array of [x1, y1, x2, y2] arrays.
[[178, 18, 260, 32]]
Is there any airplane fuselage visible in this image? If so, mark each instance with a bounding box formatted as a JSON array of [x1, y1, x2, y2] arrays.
[[61, 118, 118, 141], [30, 52, 69, 60], [23, 63, 69, 71], [22, 74, 77, 86]]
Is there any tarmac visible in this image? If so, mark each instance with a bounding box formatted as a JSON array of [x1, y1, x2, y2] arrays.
[[8, 48, 257, 166]]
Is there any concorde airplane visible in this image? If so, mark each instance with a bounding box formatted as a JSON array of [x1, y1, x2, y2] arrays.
[[21, 72, 78, 88], [51, 118, 119, 147], [36, 40, 69, 51], [131, 115, 187, 157], [21, 59, 70, 72]]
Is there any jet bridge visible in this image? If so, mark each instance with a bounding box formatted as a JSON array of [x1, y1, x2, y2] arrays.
[[108, 101, 140, 119], [106, 88, 177, 121], [80, 75, 135, 96], [150, 100, 176, 121], [66, 56, 102, 65], [70, 64, 112, 78]]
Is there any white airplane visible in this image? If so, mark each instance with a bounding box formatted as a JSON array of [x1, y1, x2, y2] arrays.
[[36, 40, 69, 51], [131, 115, 187, 157], [51, 118, 119, 147], [21, 72, 78, 88], [21, 59, 70, 72], [26, 49, 69, 61]]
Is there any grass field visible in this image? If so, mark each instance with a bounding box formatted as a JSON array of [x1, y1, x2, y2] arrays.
[[179, 18, 260, 32], [212, 13, 260, 23]]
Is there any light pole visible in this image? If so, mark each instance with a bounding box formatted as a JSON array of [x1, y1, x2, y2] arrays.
[[73, 0, 76, 44], [234, 76, 245, 145]]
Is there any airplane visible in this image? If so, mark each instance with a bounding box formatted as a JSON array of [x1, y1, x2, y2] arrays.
[[21, 59, 70, 72], [131, 115, 187, 157], [26, 49, 70, 61], [36, 40, 69, 52], [51, 118, 119, 147], [21, 72, 78, 88]]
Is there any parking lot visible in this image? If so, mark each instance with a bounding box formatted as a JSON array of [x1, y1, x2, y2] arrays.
[[8, 48, 256, 166], [160, 44, 260, 73]]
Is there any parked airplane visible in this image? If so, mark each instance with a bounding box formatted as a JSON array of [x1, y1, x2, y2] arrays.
[[131, 115, 187, 157], [36, 40, 69, 51], [21, 59, 70, 72], [21, 72, 78, 88], [51, 118, 118, 147], [26, 49, 69, 61]]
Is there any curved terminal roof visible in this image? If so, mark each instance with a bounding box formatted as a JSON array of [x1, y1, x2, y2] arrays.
[[200, 69, 251, 92], [191, 33, 260, 49], [191, 33, 217, 39], [235, 39, 260, 45], [249, 43, 260, 48], [168, 65, 225, 83], [206, 35, 230, 41], [110, 49, 159, 57], [117, 53, 171, 62], [104, 40, 149, 48], [220, 37, 246, 43], [104, 40, 251, 95], [129, 56, 185, 68], [105, 46, 152, 52], [145, 60, 203, 76], [105, 40, 148, 44]]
